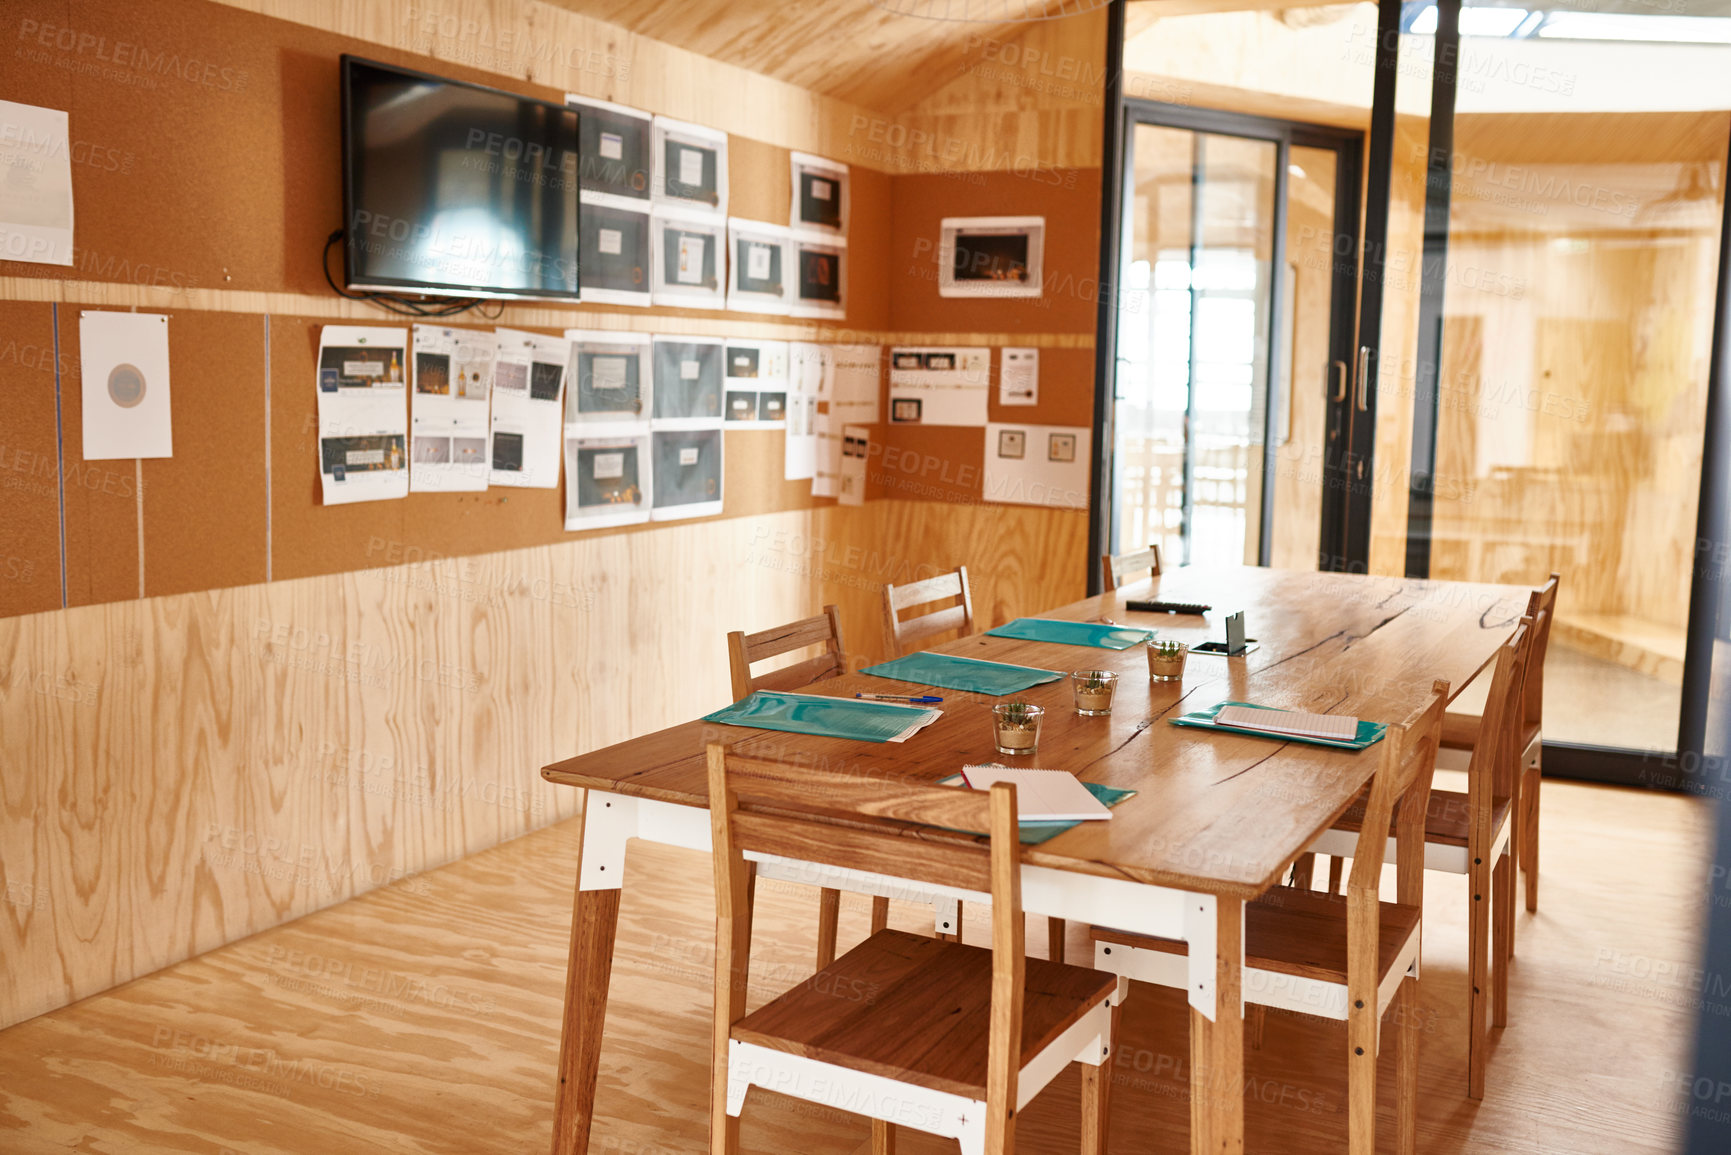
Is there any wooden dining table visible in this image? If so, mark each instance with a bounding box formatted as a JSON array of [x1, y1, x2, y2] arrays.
[[541, 565, 1531, 1154]]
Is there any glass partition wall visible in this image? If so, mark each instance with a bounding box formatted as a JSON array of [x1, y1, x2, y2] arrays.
[[1102, 0, 1731, 780], [1399, 3, 1731, 766]]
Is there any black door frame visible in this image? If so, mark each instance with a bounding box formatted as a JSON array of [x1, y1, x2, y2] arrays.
[[1088, 99, 1363, 583]]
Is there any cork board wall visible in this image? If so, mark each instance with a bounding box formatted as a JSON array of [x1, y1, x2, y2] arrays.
[[0, 0, 907, 617]]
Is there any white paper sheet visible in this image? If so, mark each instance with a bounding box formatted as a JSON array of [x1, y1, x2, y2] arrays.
[[815, 345, 879, 498], [565, 433, 651, 531], [409, 325, 492, 492], [840, 424, 869, 507], [1000, 346, 1039, 406], [888, 346, 990, 427], [316, 325, 409, 505], [651, 206, 725, 309], [789, 152, 849, 236], [80, 311, 171, 460], [983, 422, 1091, 510], [723, 339, 790, 429], [784, 342, 824, 484], [727, 220, 792, 315], [650, 427, 723, 521], [0, 101, 74, 266], [490, 328, 568, 489], [565, 329, 651, 432]]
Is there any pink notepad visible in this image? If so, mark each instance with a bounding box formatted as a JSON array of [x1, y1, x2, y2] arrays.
[[959, 766, 1113, 822]]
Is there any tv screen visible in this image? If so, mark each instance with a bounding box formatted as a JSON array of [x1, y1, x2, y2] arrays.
[[341, 56, 581, 300]]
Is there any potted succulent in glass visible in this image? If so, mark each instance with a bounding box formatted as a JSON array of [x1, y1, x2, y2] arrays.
[[1070, 670, 1118, 716], [992, 700, 1045, 756], [1147, 639, 1188, 683]]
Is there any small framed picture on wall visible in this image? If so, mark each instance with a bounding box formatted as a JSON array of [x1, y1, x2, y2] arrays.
[[939, 216, 1045, 299]]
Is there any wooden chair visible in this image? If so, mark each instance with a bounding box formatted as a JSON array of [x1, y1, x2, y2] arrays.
[[1308, 615, 1536, 1102], [1437, 575, 1557, 914], [1099, 543, 1162, 592], [727, 606, 877, 969], [1089, 682, 1448, 1155], [708, 745, 1123, 1155], [882, 566, 975, 659]]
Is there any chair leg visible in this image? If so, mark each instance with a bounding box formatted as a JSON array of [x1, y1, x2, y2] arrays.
[[816, 888, 841, 969], [1291, 852, 1316, 890], [1468, 857, 1491, 1100], [1328, 854, 1345, 897], [1048, 916, 1066, 964], [1080, 1003, 1120, 1155], [1347, 1002, 1378, 1155], [1247, 1004, 1266, 1052], [1522, 762, 1541, 913], [871, 1119, 895, 1154], [1395, 975, 1419, 1155], [871, 895, 890, 934], [1493, 852, 1514, 1028]]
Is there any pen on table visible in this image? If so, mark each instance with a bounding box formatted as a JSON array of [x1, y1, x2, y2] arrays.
[[856, 692, 943, 703]]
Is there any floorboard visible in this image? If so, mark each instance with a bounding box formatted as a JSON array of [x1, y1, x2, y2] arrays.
[[0, 776, 1710, 1154]]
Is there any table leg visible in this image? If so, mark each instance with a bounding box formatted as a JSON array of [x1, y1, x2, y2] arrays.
[[552, 792, 629, 1155], [1189, 896, 1245, 1155]]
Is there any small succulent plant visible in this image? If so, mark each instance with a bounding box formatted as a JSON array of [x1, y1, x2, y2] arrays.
[[1151, 640, 1186, 659], [998, 701, 1038, 729], [1077, 671, 1112, 693]]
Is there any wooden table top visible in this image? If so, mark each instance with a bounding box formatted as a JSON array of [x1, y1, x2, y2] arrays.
[[543, 566, 1530, 901]]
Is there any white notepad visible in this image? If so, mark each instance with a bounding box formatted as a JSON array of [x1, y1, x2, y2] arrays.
[[1215, 706, 1359, 742], [959, 766, 1112, 822]]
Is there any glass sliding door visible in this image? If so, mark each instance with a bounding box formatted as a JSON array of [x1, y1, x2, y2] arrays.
[[1397, 3, 1731, 763], [1111, 106, 1361, 570]]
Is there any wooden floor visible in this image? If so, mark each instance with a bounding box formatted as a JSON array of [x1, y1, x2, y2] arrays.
[[0, 774, 1710, 1154]]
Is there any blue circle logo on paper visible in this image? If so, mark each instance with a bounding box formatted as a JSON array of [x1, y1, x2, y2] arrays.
[[107, 364, 147, 409]]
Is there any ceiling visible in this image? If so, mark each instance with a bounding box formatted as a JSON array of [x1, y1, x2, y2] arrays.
[[542, 0, 1038, 111]]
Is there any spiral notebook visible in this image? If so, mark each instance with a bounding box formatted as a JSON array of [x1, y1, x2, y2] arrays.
[[1214, 705, 1360, 742]]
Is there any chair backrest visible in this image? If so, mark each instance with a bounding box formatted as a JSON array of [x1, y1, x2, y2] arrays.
[[1349, 680, 1450, 910], [1100, 544, 1162, 593], [727, 606, 847, 700], [1465, 616, 1535, 846], [707, 745, 1025, 1140], [881, 566, 975, 658], [1521, 575, 1559, 734]]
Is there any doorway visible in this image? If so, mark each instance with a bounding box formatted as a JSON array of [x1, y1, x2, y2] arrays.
[[1109, 104, 1363, 571]]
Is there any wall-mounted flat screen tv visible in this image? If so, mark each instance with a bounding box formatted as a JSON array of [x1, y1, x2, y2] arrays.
[[341, 56, 581, 300]]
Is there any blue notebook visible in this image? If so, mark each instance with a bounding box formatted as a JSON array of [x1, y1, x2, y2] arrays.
[[986, 618, 1154, 650], [704, 690, 940, 743], [1170, 701, 1387, 750], [862, 652, 1062, 697]]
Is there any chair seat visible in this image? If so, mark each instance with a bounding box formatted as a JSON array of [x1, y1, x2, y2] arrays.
[[1091, 888, 1421, 987], [1332, 788, 1513, 849], [1440, 710, 1540, 753], [732, 928, 1117, 1099]]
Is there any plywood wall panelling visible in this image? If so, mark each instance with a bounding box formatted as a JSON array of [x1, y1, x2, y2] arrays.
[[0, 302, 66, 618], [0, 508, 841, 1029], [140, 312, 269, 598], [814, 499, 1089, 668], [888, 168, 1104, 335], [56, 308, 143, 608]]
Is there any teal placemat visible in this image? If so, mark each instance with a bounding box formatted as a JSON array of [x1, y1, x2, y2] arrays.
[[986, 618, 1154, 650], [936, 776, 1137, 845], [862, 652, 1063, 697], [705, 690, 939, 743], [1170, 701, 1386, 750]]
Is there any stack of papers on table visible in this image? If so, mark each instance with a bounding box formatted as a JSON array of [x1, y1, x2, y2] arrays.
[[1214, 705, 1359, 742], [959, 766, 1114, 822]]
